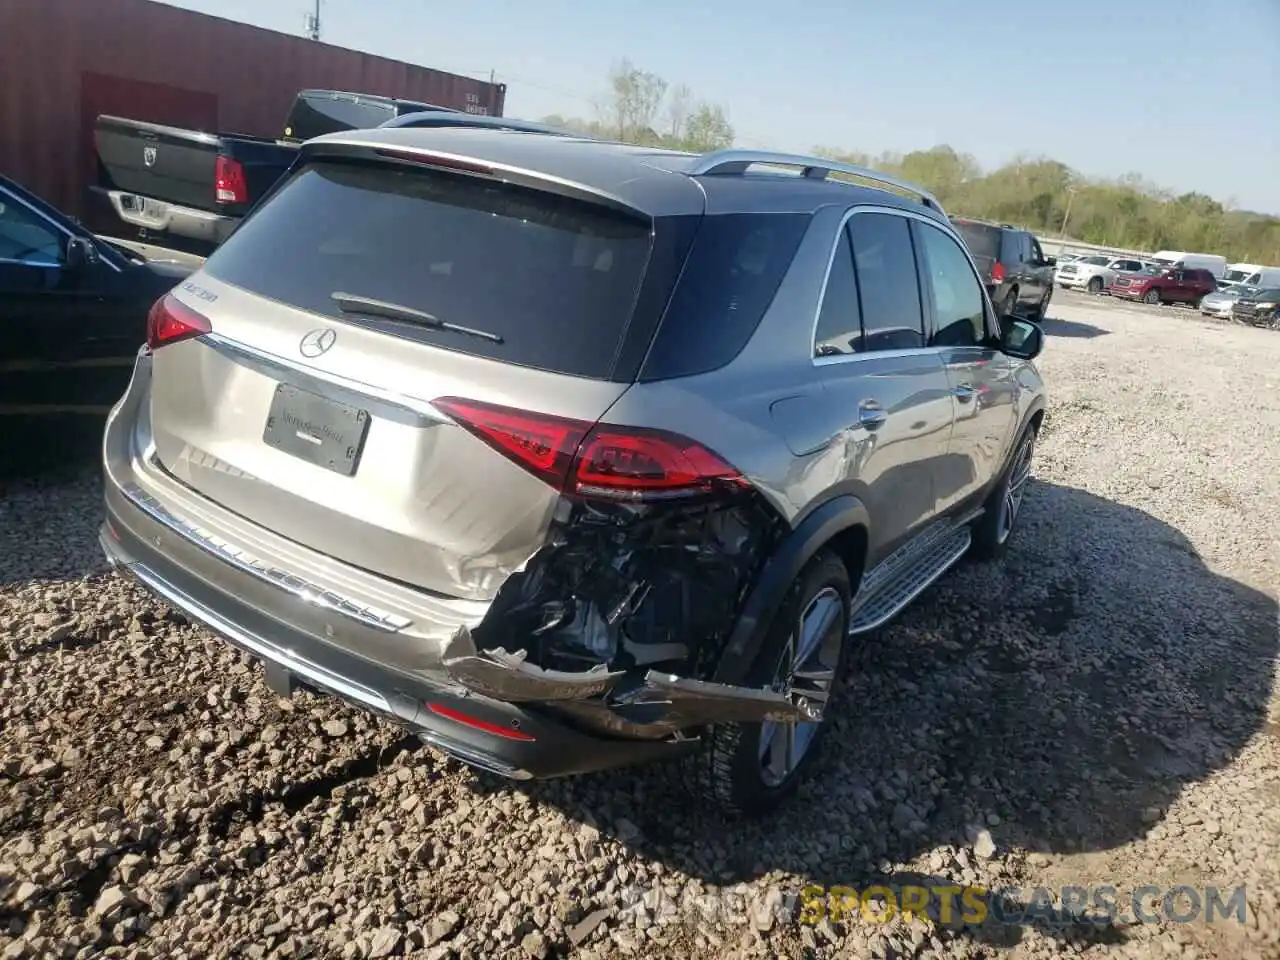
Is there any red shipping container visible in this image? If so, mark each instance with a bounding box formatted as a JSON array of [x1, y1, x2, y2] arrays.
[[0, 0, 506, 218]]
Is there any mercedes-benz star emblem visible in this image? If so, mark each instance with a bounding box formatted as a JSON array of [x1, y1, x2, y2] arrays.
[[143, 144, 158, 168], [299, 328, 337, 358]]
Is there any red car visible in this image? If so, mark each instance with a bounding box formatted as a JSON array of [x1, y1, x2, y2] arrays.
[[1109, 266, 1218, 306]]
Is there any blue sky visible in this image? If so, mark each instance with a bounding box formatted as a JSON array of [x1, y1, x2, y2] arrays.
[[161, 0, 1280, 214]]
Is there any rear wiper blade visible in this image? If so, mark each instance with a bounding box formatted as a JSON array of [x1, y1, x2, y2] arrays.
[[330, 292, 504, 345]]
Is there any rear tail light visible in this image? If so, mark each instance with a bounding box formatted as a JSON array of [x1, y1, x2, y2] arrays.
[[146, 293, 211, 350], [214, 156, 248, 204], [432, 397, 747, 502], [990, 262, 1006, 283]]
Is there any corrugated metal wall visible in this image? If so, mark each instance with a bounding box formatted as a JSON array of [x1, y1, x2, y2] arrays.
[[0, 0, 507, 218]]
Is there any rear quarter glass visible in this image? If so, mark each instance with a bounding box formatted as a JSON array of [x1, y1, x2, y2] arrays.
[[639, 213, 809, 381], [200, 159, 654, 380], [953, 221, 1001, 262]]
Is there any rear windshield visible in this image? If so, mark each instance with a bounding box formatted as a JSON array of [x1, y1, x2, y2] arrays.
[[952, 221, 1001, 261], [285, 95, 397, 140], [202, 159, 653, 379]]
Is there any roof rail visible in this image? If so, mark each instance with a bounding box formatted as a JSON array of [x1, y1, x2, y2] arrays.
[[379, 111, 580, 137], [686, 149, 945, 215]]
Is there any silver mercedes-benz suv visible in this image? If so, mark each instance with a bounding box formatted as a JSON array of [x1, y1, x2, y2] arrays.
[[100, 126, 1047, 815]]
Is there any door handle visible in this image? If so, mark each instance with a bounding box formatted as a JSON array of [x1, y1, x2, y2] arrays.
[[857, 400, 888, 428], [954, 382, 976, 403]]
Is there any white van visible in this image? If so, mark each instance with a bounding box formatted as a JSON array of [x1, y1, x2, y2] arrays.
[[1149, 251, 1228, 278], [1223, 263, 1280, 287], [1224, 262, 1265, 283]]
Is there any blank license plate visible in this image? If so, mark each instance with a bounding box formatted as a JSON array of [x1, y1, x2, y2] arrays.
[[262, 383, 370, 476]]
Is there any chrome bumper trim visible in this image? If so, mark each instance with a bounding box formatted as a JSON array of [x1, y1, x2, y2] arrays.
[[120, 482, 413, 633]]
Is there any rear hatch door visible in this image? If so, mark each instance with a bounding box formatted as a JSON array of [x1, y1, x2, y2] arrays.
[[147, 153, 673, 602]]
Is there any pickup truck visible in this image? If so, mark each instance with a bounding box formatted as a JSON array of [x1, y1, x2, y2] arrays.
[[93, 89, 463, 249]]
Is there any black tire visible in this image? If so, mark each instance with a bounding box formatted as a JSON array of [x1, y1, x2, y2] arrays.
[[683, 550, 852, 817], [1143, 289, 1161, 305], [1029, 288, 1051, 321], [1000, 288, 1019, 318], [1087, 276, 1104, 294], [970, 423, 1037, 561]]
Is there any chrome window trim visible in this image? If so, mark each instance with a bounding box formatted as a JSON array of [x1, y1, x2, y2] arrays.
[[0, 184, 123, 273], [808, 203, 998, 368], [810, 204, 990, 367]]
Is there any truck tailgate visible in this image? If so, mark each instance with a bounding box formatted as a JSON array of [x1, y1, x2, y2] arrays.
[[96, 115, 219, 212]]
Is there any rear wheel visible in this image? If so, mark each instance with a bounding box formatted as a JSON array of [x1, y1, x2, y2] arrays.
[[1000, 288, 1019, 318], [1087, 276, 1104, 294], [684, 551, 851, 816], [1029, 288, 1052, 321], [1143, 289, 1161, 305]]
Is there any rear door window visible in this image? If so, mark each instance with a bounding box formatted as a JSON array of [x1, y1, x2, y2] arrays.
[[847, 212, 925, 351], [202, 159, 655, 380]]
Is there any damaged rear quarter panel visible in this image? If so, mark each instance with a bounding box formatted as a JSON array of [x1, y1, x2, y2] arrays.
[[455, 488, 798, 730]]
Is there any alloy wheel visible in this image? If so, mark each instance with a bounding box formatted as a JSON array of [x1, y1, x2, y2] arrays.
[[996, 432, 1035, 544], [758, 586, 845, 787]]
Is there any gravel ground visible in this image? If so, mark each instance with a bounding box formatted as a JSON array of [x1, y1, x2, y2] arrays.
[[1, 290, 1277, 960]]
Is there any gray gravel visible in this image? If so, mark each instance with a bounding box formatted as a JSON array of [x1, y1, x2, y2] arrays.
[[1, 290, 1277, 960]]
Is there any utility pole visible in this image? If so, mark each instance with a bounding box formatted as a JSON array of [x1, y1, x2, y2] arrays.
[[305, 0, 321, 41], [1058, 185, 1076, 255]]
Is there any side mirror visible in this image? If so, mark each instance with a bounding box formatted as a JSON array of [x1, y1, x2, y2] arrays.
[[1044, 256, 1057, 267], [1001, 317, 1043, 361], [64, 236, 98, 273]]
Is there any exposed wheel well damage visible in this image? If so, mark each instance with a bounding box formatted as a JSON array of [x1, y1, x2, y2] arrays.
[[441, 486, 841, 737]]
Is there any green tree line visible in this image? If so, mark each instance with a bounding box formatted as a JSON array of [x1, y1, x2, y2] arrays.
[[544, 62, 1280, 263]]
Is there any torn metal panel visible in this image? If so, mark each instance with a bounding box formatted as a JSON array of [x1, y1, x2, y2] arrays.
[[442, 647, 624, 702], [612, 671, 825, 728]]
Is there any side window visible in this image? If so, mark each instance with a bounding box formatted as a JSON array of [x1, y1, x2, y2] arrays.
[[1029, 236, 1045, 264], [847, 212, 925, 351], [1001, 231, 1023, 263], [918, 223, 988, 347], [0, 197, 63, 266], [813, 229, 861, 357]]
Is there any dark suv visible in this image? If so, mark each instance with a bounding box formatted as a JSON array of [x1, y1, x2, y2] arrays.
[[951, 219, 1056, 320], [1110, 266, 1218, 306]]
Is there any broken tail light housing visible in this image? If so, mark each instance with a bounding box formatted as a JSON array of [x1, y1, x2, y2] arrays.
[[146, 293, 211, 350], [433, 397, 747, 502], [215, 155, 249, 204]]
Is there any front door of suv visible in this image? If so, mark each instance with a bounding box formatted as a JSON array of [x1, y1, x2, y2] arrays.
[[912, 219, 1019, 514], [812, 209, 955, 566]]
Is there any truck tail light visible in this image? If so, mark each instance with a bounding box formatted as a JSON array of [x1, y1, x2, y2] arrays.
[[991, 262, 1006, 284], [432, 397, 747, 502], [215, 156, 249, 204], [147, 294, 211, 350]]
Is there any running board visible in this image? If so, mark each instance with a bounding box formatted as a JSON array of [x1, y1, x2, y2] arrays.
[[849, 526, 972, 634]]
